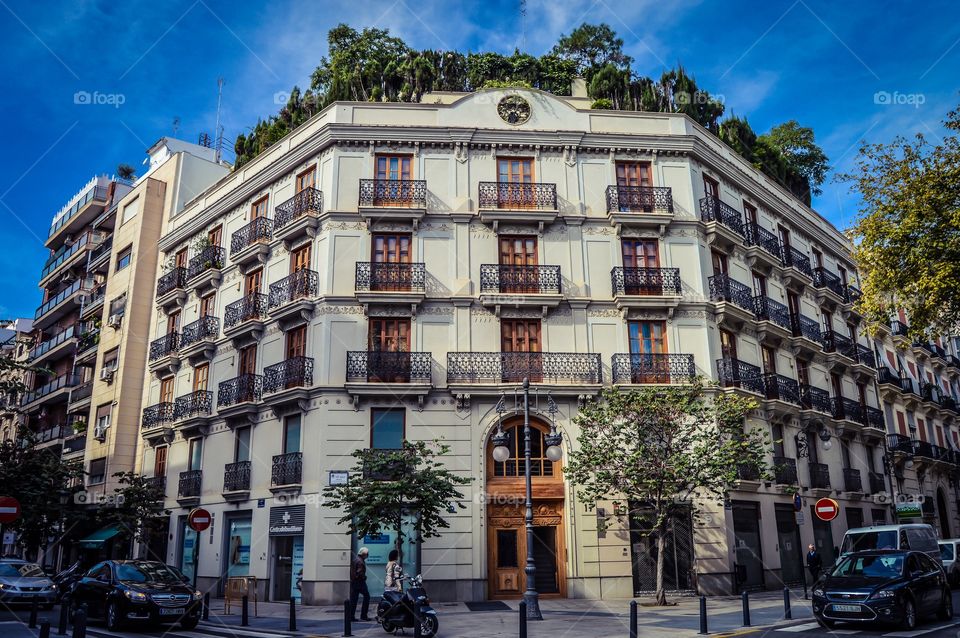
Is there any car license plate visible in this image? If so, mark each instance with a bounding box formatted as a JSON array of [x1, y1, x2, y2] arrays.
[[159, 607, 185, 616], [832, 604, 860, 612]]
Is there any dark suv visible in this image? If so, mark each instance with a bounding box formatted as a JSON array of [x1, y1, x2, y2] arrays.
[[70, 560, 201, 631]]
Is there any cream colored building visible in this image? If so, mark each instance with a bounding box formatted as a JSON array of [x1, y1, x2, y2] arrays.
[[137, 87, 960, 603]]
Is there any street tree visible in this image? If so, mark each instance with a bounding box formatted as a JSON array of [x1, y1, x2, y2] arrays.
[[95, 471, 170, 554], [842, 103, 960, 338], [564, 381, 766, 605], [323, 440, 471, 561]]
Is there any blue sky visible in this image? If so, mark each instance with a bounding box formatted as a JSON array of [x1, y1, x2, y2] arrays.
[[0, 0, 958, 318]]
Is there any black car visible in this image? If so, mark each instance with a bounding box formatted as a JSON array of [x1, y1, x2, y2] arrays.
[[812, 550, 953, 630], [70, 560, 201, 631]]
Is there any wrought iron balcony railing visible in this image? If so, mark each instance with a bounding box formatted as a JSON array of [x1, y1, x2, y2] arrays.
[[480, 264, 561, 295], [845, 284, 862, 304], [218, 374, 263, 407], [180, 316, 219, 348], [264, 357, 314, 393], [887, 433, 914, 454], [231, 217, 273, 255], [781, 247, 813, 277], [149, 332, 180, 361], [223, 461, 251, 492], [752, 296, 792, 331], [347, 351, 432, 384], [809, 462, 831, 489], [790, 313, 823, 344], [447, 352, 602, 385], [145, 476, 166, 495], [355, 262, 426, 293], [855, 346, 876, 369], [699, 196, 744, 235], [762, 373, 801, 405], [868, 471, 885, 494], [611, 267, 681, 296], [268, 269, 318, 309], [225, 293, 268, 328], [821, 330, 857, 360], [272, 452, 303, 486], [274, 187, 323, 230], [865, 406, 885, 430], [799, 384, 832, 413], [773, 456, 797, 485], [890, 320, 909, 336], [173, 391, 213, 420], [708, 274, 754, 312], [716, 357, 764, 394], [142, 402, 175, 429], [157, 267, 187, 296], [21, 373, 81, 405], [359, 179, 427, 208], [187, 246, 226, 280], [605, 185, 673, 213], [736, 464, 761, 481], [812, 267, 846, 298], [843, 468, 862, 493], [832, 397, 866, 425], [478, 181, 557, 210], [611, 353, 695, 384], [744, 222, 781, 257], [948, 355, 960, 370], [178, 470, 202, 498], [877, 367, 913, 393]]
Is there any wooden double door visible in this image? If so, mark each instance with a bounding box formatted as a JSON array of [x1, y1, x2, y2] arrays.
[[499, 236, 539, 293], [488, 503, 565, 599]]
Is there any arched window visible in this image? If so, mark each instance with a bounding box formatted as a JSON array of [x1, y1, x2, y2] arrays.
[[489, 421, 558, 478]]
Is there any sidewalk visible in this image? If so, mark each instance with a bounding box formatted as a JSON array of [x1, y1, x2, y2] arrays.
[[200, 590, 815, 638]]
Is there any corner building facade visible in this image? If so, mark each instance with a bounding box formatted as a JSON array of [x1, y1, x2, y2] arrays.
[[139, 88, 960, 603]]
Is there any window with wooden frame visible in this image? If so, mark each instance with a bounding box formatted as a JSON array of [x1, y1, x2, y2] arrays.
[[743, 202, 758, 226], [154, 445, 168, 477], [703, 175, 719, 199], [719, 329, 737, 360], [796, 359, 810, 387], [498, 236, 538, 293], [244, 269, 263, 295], [200, 294, 216, 318], [778, 225, 792, 251], [290, 242, 311, 274], [374, 155, 413, 205], [369, 318, 410, 352], [811, 248, 824, 269], [752, 271, 767, 298], [761, 346, 777, 374], [160, 376, 175, 404], [193, 364, 209, 392], [621, 239, 660, 295], [167, 311, 181, 335], [251, 196, 268, 220], [286, 325, 307, 359], [174, 248, 188, 269], [207, 225, 222, 248], [615, 161, 653, 212], [501, 319, 541, 383], [711, 250, 728, 276], [238, 344, 257, 375], [627, 321, 668, 383], [372, 233, 412, 291], [497, 157, 535, 208], [491, 421, 556, 478], [295, 166, 315, 193]]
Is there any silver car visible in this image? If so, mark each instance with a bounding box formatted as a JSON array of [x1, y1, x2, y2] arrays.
[[939, 540, 960, 586], [0, 560, 56, 607]]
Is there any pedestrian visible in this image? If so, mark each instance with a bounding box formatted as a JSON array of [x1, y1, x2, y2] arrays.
[[350, 547, 371, 621], [384, 549, 403, 592], [806, 543, 823, 581]]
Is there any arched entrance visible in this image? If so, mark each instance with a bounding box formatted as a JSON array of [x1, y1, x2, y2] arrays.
[[486, 417, 566, 598], [937, 488, 951, 539]]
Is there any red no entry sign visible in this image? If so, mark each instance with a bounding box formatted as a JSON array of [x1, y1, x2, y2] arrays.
[[0, 497, 21, 524], [814, 497, 840, 522], [187, 507, 211, 532]]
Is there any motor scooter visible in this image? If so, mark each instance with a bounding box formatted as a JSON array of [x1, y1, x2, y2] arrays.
[[376, 574, 439, 637]]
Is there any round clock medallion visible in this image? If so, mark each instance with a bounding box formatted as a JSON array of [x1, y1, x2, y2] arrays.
[[497, 95, 531, 125]]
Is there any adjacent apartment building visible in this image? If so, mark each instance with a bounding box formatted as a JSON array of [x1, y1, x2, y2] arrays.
[[137, 87, 960, 603], [0, 318, 34, 442]]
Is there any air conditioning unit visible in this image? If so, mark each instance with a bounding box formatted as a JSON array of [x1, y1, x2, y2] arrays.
[[93, 424, 107, 441], [99, 367, 115, 382], [107, 314, 123, 328]]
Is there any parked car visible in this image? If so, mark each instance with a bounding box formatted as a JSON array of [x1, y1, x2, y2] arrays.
[[0, 560, 57, 608], [812, 550, 952, 630], [70, 560, 201, 631], [840, 524, 941, 563], [939, 540, 960, 586]]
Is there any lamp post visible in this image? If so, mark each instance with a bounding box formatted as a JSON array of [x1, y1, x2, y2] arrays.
[[492, 378, 563, 621]]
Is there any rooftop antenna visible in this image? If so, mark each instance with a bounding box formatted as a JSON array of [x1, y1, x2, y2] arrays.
[[214, 77, 225, 163]]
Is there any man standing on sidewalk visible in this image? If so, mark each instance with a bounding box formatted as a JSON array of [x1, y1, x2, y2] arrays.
[[350, 547, 371, 621], [806, 543, 823, 581]]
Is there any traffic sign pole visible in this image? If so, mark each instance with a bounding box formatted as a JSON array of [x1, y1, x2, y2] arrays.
[[187, 508, 211, 592]]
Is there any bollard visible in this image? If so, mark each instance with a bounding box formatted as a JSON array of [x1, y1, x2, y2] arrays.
[[698, 595, 708, 635], [203, 592, 210, 620], [289, 595, 297, 632], [519, 600, 527, 638], [343, 599, 353, 637], [741, 590, 751, 627], [241, 595, 249, 627], [58, 602, 69, 635], [39, 621, 51, 638], [629, 600, 638, 638], [71, 607, 86, 638], [29, 597, 39, 628], [783, 587, 792, 620]]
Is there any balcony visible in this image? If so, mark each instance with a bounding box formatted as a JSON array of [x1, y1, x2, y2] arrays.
[[264, 357, 314, 409], [142, 402, 175, 444], [780, 247, 814, 287], [223, 461, 251, 499], [812, 267, 846, 303], [145, 476, 166, 497], [75, 326, 100, 364], [148, 332, 180, 375], [21, 373, 81, 408], [186, 245, 225, 292], [865, 406, 886, 433], [39, 232, 94, 287], [67, 381, 93, 412], [224, 293, 268, 344], [230, 217, 273, 269], [29, 325, 79, 365], [611, 353, 695, 385], [761, 373, 801, 406], [799, 384, 832, 414], [268, 269, 318, 325], [809, 462, 831, 491], [890, 320, 910, 340], [948, 355, 960, 371], [735, 463, 762, 489], [355, 262, 426, 312], [179, 316, 219, 363], [868, 471, 886, 495], [773, 456, 798, 485], [62, 433, 87, 456], [610, 267, 681, 312], [831, 397, 867, 432], [887, 433, 914, 455], [47, 184, 109, 247], [177, 470, 202, 505], [877, 367, 915, 398], [698, 196, 744, 247], [605, 185, 674, 233], [447, 352, 603, 396], [34, 425, 65, 447], [752, 296, 792, 340], [844, 284, 862, 305], [479, 264, 563, 314], [217, 374, 263, 425], [358, 179, 427, 228], [271, 452, 303, 491], [477, 182, 558, 231], [843, 468, 863, 494], [708, 274, 755, 325], [821, 330, 858, 365], [717, 357, 764, 395], [86, 236, 113, 274], [273, 187, 323, 246], [743, 222, 781, 269], [34, 278, 92, 330], [80, 286, 105, 320], [173, 390, 213, 436], [156, 267, 187, 311], [790, 313, 824, 353]]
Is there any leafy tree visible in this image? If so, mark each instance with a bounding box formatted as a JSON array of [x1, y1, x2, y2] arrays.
[[95, 472, 169, 548], [323, 440, 471, 560], [116, 163, 136, 181], [564, 381, 766, 605], [552, 22, 632, 77], [841, 103, 960, 338], [758, 121, 829, 199]]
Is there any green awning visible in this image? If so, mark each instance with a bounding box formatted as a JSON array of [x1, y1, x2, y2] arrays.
[[77, 525, 122, 548]]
